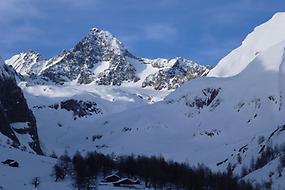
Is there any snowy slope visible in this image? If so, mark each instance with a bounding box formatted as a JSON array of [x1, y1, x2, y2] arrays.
[[0, 144, 59, 190], [0, 144, 143, 190], [209, 12, 285, 77]]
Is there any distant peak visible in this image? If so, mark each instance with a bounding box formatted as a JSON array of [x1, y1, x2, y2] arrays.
[[90, 27, 100, 32], [23, 50, 43, 60], [26, 49, 40, 55], [15, 50, 42, 58], [90, 27, 106, 35], [89, 27, 114, 38], [83, 26, 126, 55]]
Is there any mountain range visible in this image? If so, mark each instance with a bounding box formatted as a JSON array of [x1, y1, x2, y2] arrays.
[[6, 28, 209, 90]]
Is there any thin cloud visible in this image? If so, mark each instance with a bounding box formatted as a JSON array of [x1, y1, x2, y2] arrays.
[[0, 0, 97, 57], [0, 0, 40, 25], [202, 0, 268, 25], [120, 24, 178, 47], [194, 35, 241, 65], [56, 0, 97, 8], [143, 24, 177, 41]]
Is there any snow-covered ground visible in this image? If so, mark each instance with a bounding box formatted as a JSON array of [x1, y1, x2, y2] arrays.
[[0, 144, 147, 190]]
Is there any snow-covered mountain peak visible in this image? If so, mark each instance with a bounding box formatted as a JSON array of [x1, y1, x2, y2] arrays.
[[73, 26, 129, 59], [8, 50, 42, 63], [6, 27, 208, 90], [209, 12, 285, 78], [6, 50, 44, 77], [86, 27, 127, 56], [143, 57, 201, 69]]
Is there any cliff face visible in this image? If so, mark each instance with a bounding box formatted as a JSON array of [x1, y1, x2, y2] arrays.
[[0, 57, 43, 155]]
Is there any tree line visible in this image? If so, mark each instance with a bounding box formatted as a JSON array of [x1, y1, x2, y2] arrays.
[[52, 151, 256, 190]]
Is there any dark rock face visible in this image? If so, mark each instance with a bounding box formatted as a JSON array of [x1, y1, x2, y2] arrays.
[[0, 64, 43, 155], [142, 58, 210, 90], [2, 159, 19, 168], [49, 99, 102, 119], [185, 88, 220, 109]]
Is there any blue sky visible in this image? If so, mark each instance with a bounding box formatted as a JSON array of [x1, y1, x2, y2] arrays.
[[0, 0, 284, 65]]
